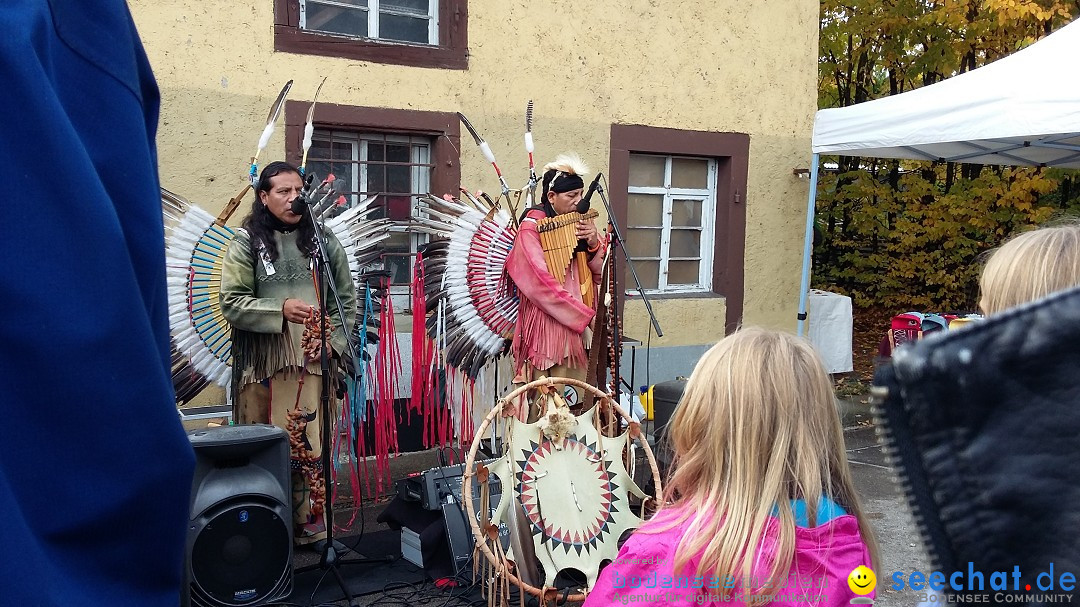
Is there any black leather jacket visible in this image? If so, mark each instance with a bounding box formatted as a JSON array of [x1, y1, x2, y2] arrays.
[[873, 286, 1080, 605]]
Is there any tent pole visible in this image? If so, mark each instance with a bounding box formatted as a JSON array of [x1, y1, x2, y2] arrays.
[[796, 153, 820, 336]]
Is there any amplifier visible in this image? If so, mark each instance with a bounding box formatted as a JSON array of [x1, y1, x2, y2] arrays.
[[396, 459, 502, 511], [444, 490, 511, 572], [394, 459, 511, 575]]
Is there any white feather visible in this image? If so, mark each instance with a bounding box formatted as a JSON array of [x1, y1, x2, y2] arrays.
[[479, 141, 496, 164], [257, 123, 275, 152], [303, 122, 314, 152]]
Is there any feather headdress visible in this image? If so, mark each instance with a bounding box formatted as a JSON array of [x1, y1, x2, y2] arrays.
[[163, 80, 392, 405]]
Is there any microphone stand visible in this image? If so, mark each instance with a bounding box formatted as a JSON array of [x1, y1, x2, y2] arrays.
[[594, 176, 663, 399], [292, 191, 393, 606]]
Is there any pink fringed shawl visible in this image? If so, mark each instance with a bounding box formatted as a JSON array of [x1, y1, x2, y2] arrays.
[[506, 209, 606, 372]]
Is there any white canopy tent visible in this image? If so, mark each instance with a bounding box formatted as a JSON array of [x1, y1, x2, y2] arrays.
[[797, 18, 1080, 334]]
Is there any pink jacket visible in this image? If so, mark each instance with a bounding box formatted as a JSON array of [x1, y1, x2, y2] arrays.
[[506, 208, 606, 371], [583, 507, 875, 606]]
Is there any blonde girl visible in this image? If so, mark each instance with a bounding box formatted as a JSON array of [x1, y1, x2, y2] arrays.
[[585, 328, 879, 606]]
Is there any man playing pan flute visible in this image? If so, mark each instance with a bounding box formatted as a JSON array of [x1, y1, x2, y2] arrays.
[[506, 153, 608, 418]]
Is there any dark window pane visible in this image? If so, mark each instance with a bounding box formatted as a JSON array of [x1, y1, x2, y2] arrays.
[[368, 140, 385, 162], [625, 228, 661, 258], [668, 260, 700, 285], [308, 138, 352, 162], [384, 254, 411, 285], [367, 157, 388, 194], [304, 3, 368, 37], [626, 260, 659, 290], [379, 13, 429, 43], [385, 142, 410, 163], [387, 164, 411, 193], [381, 0, 428, 15]]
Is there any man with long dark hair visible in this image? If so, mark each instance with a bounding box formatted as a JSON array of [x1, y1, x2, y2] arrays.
[[220, 161, 356, 545]]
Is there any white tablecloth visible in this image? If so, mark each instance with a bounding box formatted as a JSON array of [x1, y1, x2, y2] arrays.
[[807, 289, 854, 374]]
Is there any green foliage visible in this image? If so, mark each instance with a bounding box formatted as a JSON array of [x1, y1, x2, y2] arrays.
[[814, 0, 1080, 311]]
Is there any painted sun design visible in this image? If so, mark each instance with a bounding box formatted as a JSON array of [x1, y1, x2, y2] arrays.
[[484, 405, 646, 589], [516, 437, 620, 554]]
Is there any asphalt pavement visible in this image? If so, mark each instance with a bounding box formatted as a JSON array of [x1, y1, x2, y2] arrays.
[[840, 396, 932, 607]]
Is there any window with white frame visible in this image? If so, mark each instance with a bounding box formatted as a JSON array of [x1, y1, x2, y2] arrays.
[[624, 154, 717, 293], [300, 0, 438, 45], [305, 130, 431, 305]]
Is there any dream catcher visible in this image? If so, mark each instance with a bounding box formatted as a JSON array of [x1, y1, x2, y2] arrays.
[[462, 377, 661, 605]]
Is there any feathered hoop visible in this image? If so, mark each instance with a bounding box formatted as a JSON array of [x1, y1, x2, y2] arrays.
[[462, 377, 661, 605]]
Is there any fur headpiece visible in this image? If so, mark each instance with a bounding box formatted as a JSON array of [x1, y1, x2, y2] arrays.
[[540, 152, 588, 216], [542, 152, 589, 181]]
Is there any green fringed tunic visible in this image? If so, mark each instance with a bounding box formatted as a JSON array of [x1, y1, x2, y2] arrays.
[[220, 227, 357, 395]]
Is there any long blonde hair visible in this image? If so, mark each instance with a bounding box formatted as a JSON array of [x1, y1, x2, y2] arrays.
[[979, 221, 1080, 315], [656, 328, 878, 594]]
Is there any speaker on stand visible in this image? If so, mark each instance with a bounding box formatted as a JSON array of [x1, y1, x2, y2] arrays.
[[183, 424, 293, 607]]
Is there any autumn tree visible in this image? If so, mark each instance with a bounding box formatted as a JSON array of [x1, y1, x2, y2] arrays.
[[814, 0, 1080, 311]]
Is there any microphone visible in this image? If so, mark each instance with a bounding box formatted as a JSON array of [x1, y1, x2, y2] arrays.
[[290, 195, 307, 216], [576, 171, 602, 214], [290, 172, 317, 216], [574, 172, 603, 251]]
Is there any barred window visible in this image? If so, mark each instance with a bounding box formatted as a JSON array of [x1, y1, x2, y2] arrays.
[[305, 130, 432, 303]]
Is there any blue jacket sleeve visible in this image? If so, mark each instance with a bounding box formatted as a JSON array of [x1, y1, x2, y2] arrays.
[[0, 1, 195, 605]]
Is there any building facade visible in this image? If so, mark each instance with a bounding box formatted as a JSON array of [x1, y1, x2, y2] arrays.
[[130, 0, 818, 403]]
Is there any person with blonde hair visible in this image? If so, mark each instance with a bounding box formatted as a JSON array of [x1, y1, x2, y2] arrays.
[[585, 328, 878, 606], [979, 220, 1080, 315]]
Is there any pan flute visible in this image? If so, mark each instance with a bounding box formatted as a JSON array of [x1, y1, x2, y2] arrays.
[[536, 209, 600, 307]]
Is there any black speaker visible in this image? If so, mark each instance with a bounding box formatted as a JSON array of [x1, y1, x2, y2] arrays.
[[442, 491, 509, 573], [183, 424, 293, 607], [651, 380, 686, 477]]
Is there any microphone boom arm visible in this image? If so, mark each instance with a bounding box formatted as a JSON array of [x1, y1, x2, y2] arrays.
[[595, 176, 663, 338]]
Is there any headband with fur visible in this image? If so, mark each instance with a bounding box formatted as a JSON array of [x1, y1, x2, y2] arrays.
[[541, 152, 588, 211]]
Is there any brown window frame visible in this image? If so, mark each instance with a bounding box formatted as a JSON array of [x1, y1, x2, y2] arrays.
[[284, 101, 461, 307], [608, 124, 749, 333], [274, 0, 468, 70], [284, 101, 460, 198]]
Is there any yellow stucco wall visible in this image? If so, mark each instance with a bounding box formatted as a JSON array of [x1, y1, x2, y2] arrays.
[[130, 0, 817, 363]]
